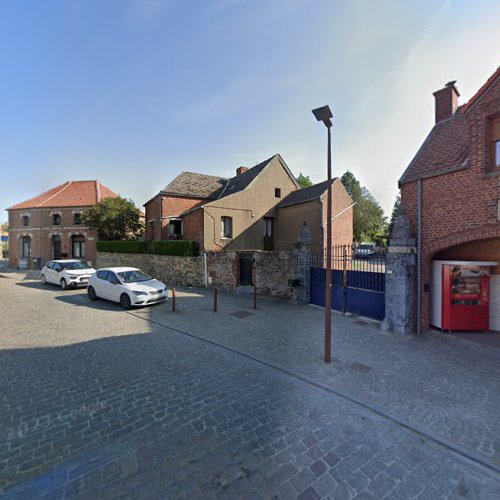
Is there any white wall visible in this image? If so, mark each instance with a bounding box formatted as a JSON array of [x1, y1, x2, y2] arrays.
[[490, 275, 500, 332]]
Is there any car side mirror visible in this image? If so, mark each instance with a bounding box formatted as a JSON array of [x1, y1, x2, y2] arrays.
[[111, 279, 119, 285]]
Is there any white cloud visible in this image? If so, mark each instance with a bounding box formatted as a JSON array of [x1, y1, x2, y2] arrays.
[[178, 75, 298, 123]]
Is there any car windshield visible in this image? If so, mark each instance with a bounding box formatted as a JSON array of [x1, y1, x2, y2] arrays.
[[117, 270, 152, 283], [61, 262, 91, 270]]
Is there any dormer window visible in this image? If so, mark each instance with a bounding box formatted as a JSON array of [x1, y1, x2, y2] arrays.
[[74, 213, 82, 225], [53, 214, 61, 225], [22, 215, 29, 226]]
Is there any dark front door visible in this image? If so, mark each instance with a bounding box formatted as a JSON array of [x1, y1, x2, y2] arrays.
[[53, 236, 61, 260], [263, 217, 274, 251], [239, 253, 254, 286]]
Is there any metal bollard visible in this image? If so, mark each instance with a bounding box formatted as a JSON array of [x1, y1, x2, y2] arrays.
[[253, 285, 257, 310], [214, 287, 218, 312], [172, 288, 176, 313]]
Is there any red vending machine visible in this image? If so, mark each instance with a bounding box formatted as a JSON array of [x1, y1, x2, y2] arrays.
[[441, 264, 490, 331]]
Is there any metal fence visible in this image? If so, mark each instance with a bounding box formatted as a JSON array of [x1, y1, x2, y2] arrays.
[[310, 244, 386, 320]]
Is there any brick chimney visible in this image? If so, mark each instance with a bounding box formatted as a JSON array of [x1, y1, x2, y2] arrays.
[[236, 166, 249, 176], [433, 81, 460, 124]]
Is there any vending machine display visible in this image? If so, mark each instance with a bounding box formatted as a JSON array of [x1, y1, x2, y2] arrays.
[[430, 260, 497, 332], [442, 265, 489, 332]]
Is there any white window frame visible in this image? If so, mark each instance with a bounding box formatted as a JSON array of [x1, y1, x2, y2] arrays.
[[221, 216, 233, 239]]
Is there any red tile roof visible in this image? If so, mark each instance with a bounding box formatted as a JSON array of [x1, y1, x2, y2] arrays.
[[399, 67, 500, 185], [8, 181, 119, 210], [460, 66, 500, 113], [399, 112, 469, 185]]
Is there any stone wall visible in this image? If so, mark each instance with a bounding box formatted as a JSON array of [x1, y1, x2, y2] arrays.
[[96, 250, 295, 300], [207, 251, 238, 290], [96, 252, 205, 287], [254, 251, 293, 299]]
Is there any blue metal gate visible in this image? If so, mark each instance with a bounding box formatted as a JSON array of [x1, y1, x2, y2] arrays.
[[310, 245, 386, 321]]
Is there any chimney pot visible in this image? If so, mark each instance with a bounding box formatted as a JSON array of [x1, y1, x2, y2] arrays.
[[433, 81, 460, 124], [236, 166, 249, 176]]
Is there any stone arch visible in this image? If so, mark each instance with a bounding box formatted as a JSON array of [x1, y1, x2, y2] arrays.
[[427, 224, 500, 257]]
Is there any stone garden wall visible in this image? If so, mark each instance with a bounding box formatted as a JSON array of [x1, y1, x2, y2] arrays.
[[254, 251, 293, 299], [96, 250, 295, 300], [96, 252, 205, 288]]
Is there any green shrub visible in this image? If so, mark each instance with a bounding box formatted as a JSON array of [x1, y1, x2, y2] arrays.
[[96, 240, 148, 254], [152, 240, 199, 256]]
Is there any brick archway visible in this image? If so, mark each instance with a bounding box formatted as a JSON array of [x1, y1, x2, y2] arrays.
[[426, 224, 500, 257]]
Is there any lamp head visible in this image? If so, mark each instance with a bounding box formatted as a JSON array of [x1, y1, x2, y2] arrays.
[[312, 105, 333, 127]]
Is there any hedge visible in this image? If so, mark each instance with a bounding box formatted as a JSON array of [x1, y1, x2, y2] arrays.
[[96, 240, 148, 254], [96, 240, 199, 256], [152, 240, 199, 256]]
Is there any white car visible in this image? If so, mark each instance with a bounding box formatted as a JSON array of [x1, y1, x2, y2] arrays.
[[87, 267, 168, 309], [41, 260, 96, 289]]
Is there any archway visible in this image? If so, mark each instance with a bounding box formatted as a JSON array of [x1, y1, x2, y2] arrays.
[[431, 236, 500, 334]]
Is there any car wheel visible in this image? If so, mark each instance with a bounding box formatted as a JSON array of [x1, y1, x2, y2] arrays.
[[41, 274, 47, 285], [88, 286, 97, 301], [60, 278, 68, 290], [120, 293, 132, 310]]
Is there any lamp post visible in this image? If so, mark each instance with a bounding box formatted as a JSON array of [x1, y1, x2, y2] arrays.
[[312, 105, 333, 363]]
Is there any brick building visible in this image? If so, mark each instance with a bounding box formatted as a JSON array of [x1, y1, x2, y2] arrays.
[[7, 181, 119, 268], [144, 172, 227, 241], [275, 178, 353, 254], [145, 154, 353, 254], [399, 67, 500, 332]]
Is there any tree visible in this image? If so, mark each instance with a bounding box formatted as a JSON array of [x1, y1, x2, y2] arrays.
[[340, 171, 386, 243], [296, 173, 313, 189], [82, 197, 144, 241], [387, 191, 401, 236]]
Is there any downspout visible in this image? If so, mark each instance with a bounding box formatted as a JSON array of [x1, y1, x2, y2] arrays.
[[416, 178, 422, 336], [159, 194, 163, 240], [204, 252, 208, 287]]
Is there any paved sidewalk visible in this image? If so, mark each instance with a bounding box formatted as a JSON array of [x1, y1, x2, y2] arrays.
[[134, 287, 500, 470]]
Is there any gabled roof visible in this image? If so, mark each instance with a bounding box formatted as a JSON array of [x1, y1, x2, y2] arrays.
[[460, 66, 500, 113], [8, 181, 119, 210], [399, 66, 500, 186], [213, 155, 273, 199], [216, 154, 300, 200], [276, 179, 335, 208], [162, 172, 228, 199], [399, 113, 469, 185], [180, 154, 300, 216]]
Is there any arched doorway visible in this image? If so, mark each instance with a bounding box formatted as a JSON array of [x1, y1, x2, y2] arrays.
[[52, 235, 61, 260], [432, 237, 500, 333]]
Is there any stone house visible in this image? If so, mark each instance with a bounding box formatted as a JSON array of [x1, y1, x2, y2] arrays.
[[145, 154, 354, 254], [7, 180, 119, 268], [399, 67, 500, 332]]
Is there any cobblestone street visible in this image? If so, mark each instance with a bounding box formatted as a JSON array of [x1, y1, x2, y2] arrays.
[[1, 273, 500, 499]]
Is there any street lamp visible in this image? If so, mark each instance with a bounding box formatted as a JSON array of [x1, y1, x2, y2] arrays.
[[312, 105, 333, 363]]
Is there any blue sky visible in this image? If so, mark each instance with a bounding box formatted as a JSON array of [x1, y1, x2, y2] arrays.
[[1, 0, 499, 224]]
